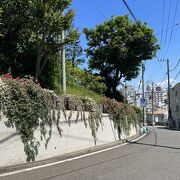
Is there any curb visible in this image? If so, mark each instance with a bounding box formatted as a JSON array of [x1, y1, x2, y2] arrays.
[[0, 132, 148, 175]]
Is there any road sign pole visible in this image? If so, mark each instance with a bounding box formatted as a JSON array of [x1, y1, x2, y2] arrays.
[[152, 82, 154, 126], [142, 62, 145, 126], [167, 59, 173, 127]]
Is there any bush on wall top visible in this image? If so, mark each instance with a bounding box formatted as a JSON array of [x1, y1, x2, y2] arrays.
[[101, 97, 139, 136], [0, 74, 102, 162]]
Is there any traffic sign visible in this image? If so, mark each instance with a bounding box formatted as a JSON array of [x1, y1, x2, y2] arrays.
[[140, 98, 147, 107]]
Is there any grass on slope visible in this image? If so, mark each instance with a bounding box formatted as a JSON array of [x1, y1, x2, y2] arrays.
[[66, 86, 102, 102]]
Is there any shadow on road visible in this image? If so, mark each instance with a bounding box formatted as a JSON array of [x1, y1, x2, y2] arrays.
[[130, 141, 180, 150], [156, 126, 180, 132]]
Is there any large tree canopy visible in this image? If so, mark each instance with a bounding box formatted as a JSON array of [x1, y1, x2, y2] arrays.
[[0, 7, 2, 36], [84, 15, 159, 101], [65, 40, 85, 76], [0, 0, 78, 84]]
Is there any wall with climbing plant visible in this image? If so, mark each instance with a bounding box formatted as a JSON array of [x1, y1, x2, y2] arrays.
[[101, 97, 140, 138], [0, 74, 102, 162], [0, 74, 141, 163]]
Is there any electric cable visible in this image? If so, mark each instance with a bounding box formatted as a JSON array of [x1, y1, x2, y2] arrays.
[[162, 0, 172, 55], [171, 70, 180, 85], [165, 0, 179, 56], [170, 59, 180, 72], [89, 0, 107, 20], [159, 72, 167, 87], [160, 0, 166, 45], [122, 0, 138, 23], [171, 47, 180, 67], [156, 22, 180, 36]]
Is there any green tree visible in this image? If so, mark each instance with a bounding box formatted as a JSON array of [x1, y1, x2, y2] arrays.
[[66, 40, 85, 75], [66, 61, 106, 95], [0, 7, 2, 36], [84, 15, 159, 101], [132, 106, 143, 123], [81, 70, 106, 95], [0, 0, 78, 83]]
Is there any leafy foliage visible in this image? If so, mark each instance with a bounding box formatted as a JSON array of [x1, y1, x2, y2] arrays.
[[84, 15, 160, 101], [39, 54, 61, 91], [66, 40, 85, 73], [66, 86, 102, 102], [0, 74, 102, 161], [101, 97, 139, 137], [0, 7, 2, 36], [65, 61, 106, 95], [0, 74, 55, 162], [64, 94, 102, 144], [132, 106, 143, 123], [0, 0, 78, 83]]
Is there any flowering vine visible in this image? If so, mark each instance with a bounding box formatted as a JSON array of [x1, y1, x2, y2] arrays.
[[101, 97, 139, 137], [0, 74, 102, 161]]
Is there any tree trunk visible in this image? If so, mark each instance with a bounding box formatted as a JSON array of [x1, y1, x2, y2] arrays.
[[104, 70, 124, 102], [35, 44, 42, 80]]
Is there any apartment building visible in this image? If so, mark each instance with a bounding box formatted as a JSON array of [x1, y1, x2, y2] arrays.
[[145, 85, 165, 109], [170, 83, 180, 129]]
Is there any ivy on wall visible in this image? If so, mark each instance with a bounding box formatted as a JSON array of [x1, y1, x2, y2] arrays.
[[101, 97, 139, 137], [0, 74, 102, 162], [64, 94, 102, 144], [0, 74, 141, 162]]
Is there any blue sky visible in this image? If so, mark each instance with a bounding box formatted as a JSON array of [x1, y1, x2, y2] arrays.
[[71, 0, 180, 91]]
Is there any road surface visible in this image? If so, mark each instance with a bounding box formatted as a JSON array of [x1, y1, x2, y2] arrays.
[[2, 127, 180, 180]]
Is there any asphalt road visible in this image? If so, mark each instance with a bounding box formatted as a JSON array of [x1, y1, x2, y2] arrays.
[[2, 127, 180, 180]]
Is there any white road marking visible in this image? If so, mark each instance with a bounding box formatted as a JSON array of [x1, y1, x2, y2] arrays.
[[0, 134, 146, 177]]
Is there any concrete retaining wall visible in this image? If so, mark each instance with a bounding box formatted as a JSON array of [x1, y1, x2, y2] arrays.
[[0, 111, 138, 167]]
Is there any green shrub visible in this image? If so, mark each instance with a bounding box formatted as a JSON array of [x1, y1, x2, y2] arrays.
[[66, 86, 102, 102], [0, 74, 102, 161], [132, 106, 143, 123], [0, 74, 55, 162], [101, 97, 139, 137]]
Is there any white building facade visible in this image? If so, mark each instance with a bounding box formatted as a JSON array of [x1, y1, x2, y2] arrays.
[[145, 85, 165, 109], [170, 83, 180, 129]]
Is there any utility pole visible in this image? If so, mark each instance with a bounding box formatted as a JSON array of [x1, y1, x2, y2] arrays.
[[142, 62, 145, 126], [151, 82, 154, 126], [61, 30, 66, 94], [167, 59, 172, 126], [134, 91, 137, 106], [125, 83, 128, 102]]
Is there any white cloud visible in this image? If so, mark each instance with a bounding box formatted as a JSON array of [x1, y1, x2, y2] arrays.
[[157, 79, 177, 89]]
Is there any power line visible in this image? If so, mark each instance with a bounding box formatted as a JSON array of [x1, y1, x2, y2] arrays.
[[165, 0, 179, 55], [160, 0, 166, 45], [122, 0, 138, 22], [156, 22, 180, 36], [157, 0, 172, 81], [159, 72, 167, 86], [171, 70, 180, 85], [154, 23, 180, 82], [162, 0, 172, 57], [170, 46, 180, 67], [89, 0, 107, 20], [174, 70, 180, 80], [146, 58, 162, 82], [170, 59, 180, 71]]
